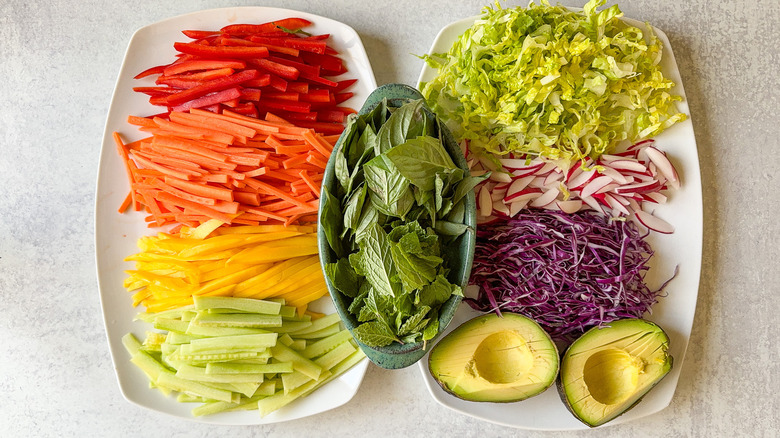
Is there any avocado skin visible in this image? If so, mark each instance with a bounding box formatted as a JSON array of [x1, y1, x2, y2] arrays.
[[428, 312, 559, 403], [557, 318, 673, 427]]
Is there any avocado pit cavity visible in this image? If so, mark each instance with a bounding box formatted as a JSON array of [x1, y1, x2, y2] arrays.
[[473, 330, 534, 384], [583, 348, 643, 405]]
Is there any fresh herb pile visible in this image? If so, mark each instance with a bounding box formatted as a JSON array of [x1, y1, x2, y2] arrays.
[[321, 99, 485, 347], [420, 0, 687, 165]]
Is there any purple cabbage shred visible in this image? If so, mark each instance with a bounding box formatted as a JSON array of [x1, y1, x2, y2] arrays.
[[466, 210, 670, 343]]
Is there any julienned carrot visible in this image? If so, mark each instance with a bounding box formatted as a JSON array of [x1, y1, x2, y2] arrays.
[[115, 108, 338, 227]]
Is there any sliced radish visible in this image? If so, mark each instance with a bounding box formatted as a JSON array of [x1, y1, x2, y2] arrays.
[[509, 199, 529, 217], [530, 187, 560, 208], [580, 194, 605, 214], [537, 162, 559, 175], [478, 185, 492, 217], [635, 210, 675, 234], [506, 176, 534, 197], [568, 168, 597, 189], [556, 199, 583, 214], [598, 166, 630, 185], [489, 171, 513, 183], [607, 159, 647, 173], [644, 192, 668, 204], [543, 170, 564, 187], [604, 193, 630, 216], [491, 187, 508, 202], [499, 158, 541, 169], [580, 175, 613, 199], [504, 190, 543, 204], [492, 199, 510, 216], [645, 146, 680, 189]]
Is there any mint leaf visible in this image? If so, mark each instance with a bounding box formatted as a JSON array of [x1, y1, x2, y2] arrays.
[[352, 321, 398, 347]]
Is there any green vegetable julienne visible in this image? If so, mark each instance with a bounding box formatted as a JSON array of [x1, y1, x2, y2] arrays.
[[420, 0, 687, 165]]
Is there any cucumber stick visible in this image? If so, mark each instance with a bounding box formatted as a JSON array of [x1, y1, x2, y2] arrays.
[[123, 297, 365, 418]]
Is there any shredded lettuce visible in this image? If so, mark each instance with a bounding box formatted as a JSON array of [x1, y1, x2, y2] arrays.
[[420, 0, 687, 165]]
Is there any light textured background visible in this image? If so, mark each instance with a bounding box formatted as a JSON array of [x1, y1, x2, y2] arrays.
[[0, 0, 777, 437]]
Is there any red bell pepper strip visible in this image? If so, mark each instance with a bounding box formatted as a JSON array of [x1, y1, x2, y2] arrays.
[[173, 42, 269, 59], [220, 18, 312, 36], [253, 58, 300, 80], [267, 74, 288, 92], [299, 52, 345, 74], [165, 69, 259, 105], [243, 73, 272, 88], [266, 56, 320, 77], [134, 64, 167, 79], [283, 38, 326, 55], [157, 67, 235, 84], [172, 87, 242, 112], [300, 89, 331, 103], [287, 82, 309, 94], [259, 99, 311, 113], [181, 30, 219, 39], [317, 110, 346, 123], [163, 60, 245, 76]]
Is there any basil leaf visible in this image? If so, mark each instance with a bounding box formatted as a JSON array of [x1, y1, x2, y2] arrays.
[[319, 185, 344, 257], [384, 136, 457, 191], [341, 182, 367, 238], [375, 99, 424, 154]]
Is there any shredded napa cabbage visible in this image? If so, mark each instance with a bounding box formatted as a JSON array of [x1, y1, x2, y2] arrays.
[[420, 0, 687, 166]]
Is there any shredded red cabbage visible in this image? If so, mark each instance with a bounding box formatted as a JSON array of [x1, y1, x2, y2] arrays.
[[466, 210, 671, 342]]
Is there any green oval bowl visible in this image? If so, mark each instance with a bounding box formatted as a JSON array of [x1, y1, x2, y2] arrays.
[[317, 83, 477, 369]]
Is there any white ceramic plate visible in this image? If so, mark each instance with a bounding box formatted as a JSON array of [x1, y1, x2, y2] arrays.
[[416, 15, 702, 431], [95, 7, 376, 424]]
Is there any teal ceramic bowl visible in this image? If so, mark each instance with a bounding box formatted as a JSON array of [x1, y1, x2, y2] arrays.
[[317, 83, 477, 369]]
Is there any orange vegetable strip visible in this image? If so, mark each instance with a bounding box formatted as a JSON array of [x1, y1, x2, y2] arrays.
[[152, 117, 235, 144], [191, 174, 230, 184], [205, 109, 290, 134], [305, 154, 329, 169], [152, 135, 229, 162], [226, 154, 263, 167], [233, 191, 260, 206], [137, 189, 166, 226], [113, 132, 140, 210], [210, 200, 241, 214], [299, 170, 321, 197], [146, 144, 237, 171], [263, 112, 294, 126], [163, 176, 234, 202], [169, 111, 256, 139], [242, 178, 311, 209], [232, 218, 261, 226], [302, 129, 333, 156], [156, 190, 233, 223], [242, 208, 287, 222], [242, 167, 267, 178], [322, 134, 341, 144], [262, 170, 300, 183], [118, 192, 133, 213], [130, 153, 199, 180], [133, 150, 204, 172], [282, 153, 309, 169], [127, 115, 157, 128], [145, 179, 217, 206], [212, 169, 246, 181]]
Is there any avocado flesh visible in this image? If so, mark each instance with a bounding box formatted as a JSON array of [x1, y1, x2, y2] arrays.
[[428, 313, 559, 403], [559, 319, 673, 427]]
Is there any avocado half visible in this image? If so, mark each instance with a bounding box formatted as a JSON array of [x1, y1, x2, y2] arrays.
[[559, 318, 673, 427], [428, 312, 559, 403]]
